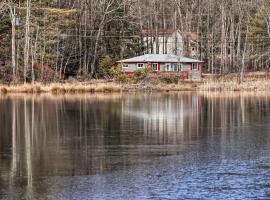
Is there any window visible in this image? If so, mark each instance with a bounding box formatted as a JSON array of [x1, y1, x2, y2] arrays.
[[152, 63, 158, 71], [137, 63, 144, 68], [173, 64, 178, 72], [173, 64, 181, 72], [192, 63, 198, 70], [170, 65, 174, 72], [123, 64, 129, 68], [181, 64, 189, 71], [166, 64, 170, 71]]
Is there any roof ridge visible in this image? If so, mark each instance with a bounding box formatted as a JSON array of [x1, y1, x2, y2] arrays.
[[118, 54, 203, 63]]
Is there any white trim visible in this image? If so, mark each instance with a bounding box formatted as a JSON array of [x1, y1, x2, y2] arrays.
[[137, 63, 144, 68], [152, 63, 158, 71], [192, 63, 198, 70], [165, 64, 170, 71], [123, 64, 129, 68]]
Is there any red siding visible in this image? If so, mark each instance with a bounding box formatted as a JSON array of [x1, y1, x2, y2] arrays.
[[199, 63, 203, 72]]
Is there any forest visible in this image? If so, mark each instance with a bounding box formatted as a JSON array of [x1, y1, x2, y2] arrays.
[[0, 0, 270, 83]]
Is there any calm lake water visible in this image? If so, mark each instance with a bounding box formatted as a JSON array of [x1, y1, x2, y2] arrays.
[[1, 92, 270, 200]]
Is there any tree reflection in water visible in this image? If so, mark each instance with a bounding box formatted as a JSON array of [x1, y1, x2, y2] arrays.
[[0, 92, 270, 199]]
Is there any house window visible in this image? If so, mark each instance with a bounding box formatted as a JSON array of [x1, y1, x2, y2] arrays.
[[166, 64, 170, 71], [152, 63, 158, 71], [123, 64, 129, 68], [170, 65, 174, 72], [192, 63, 198, 70], [174, 64, 180, 72], [137, 63, 144, 68]]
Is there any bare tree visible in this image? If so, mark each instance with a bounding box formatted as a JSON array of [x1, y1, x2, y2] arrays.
[[23, 0, 31, 83]]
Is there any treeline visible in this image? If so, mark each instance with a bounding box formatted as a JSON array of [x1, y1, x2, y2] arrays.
[[0, 0, 269, 82]]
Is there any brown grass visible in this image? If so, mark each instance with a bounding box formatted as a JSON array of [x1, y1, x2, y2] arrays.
[[0, 87, 8, 94], [0, 79, 270, 95], [0, 84, 45, 94], [200, 80, 270, 91], [0, 82, 122, 94]]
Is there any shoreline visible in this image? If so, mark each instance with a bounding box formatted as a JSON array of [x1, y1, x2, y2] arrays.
[[0, 79, 270, 94]]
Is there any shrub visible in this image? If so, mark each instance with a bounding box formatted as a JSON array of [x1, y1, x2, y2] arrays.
[[133, 67, 150, 83], [108, 64, 122, 78], [98, 56, 123, 79], [23, 64, 58, 83], [1, 65, 14, 84], [116, 73, 129, 83], [159, 75, 179, 84], [0, 87, 8, 94]]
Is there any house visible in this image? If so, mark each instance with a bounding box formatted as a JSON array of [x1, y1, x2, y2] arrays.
[[142, 29, 198, 58], [117, 54, 203, 79]]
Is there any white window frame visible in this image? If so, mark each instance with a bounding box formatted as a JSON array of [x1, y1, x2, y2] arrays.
[[192, 63, 198, 70], [173, 63, 180, 72], [166, 64, 170, 72], [152, 63, 158, 71], [137, 63, 144, 68], [123, 64, 129, 68], [181, 64, 189, 72], [179, 64, 182, 71], [170, 64, 174, 72]]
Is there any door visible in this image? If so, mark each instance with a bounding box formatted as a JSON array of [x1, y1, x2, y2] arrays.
[[152, 63, 158, 72]]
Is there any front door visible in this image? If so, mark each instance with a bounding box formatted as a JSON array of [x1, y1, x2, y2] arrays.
[[152, 63, 158, 72]]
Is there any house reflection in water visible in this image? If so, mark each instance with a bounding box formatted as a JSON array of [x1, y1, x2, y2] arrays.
[[121, 93, 202, 144]]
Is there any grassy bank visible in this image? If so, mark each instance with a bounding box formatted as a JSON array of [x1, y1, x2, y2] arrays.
[[0, 81, 201, 94], [0, 79, 270, 94], [0, 82, 122, 94], [200, 79, 270, 91]]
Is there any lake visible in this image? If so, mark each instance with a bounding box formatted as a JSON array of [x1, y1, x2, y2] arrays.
[[0, 92, 270, 199]]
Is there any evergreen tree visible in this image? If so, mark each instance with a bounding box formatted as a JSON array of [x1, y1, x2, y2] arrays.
[[249, 0, 270, 66], [103, 0, 143, 60]]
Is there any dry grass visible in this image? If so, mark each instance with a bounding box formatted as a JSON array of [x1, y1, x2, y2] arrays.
[[0, 82, 122, 95], [0, 82, 199, 94], [198, 91, 270, 99], [119, 81, 200, 92], [0, 84, 45, 94], [1, 79, 270, 95], [200, 80, 270, 91]]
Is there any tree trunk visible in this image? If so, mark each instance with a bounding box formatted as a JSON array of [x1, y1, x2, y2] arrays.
[[11, 8, 16, 78], [24, 0, 31, 83]]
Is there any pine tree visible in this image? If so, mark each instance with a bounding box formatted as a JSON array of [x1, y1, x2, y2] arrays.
[[249, 0, 270, 67], [103, 0, 143, 60]]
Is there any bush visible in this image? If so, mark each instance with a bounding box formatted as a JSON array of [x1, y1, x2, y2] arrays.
[[159, 75, 179, 84], [98, 56, 123, 79], [108, 64, 122, 78], [25, 65, 57, 83], [0, 65, 14, 84], [0, 87, 8, 94], [116, 73, 129, 84], [133, 67, 150, 83]]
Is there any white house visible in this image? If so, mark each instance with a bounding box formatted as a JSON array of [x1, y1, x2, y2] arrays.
[[142, 29, 198, 58], [117, 54, 203, 79]]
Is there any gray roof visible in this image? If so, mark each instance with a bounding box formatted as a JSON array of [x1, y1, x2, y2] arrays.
[[118, 54, 203, 63]]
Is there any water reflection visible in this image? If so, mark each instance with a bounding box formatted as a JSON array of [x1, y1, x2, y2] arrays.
[[0, 92, 270, 199]]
